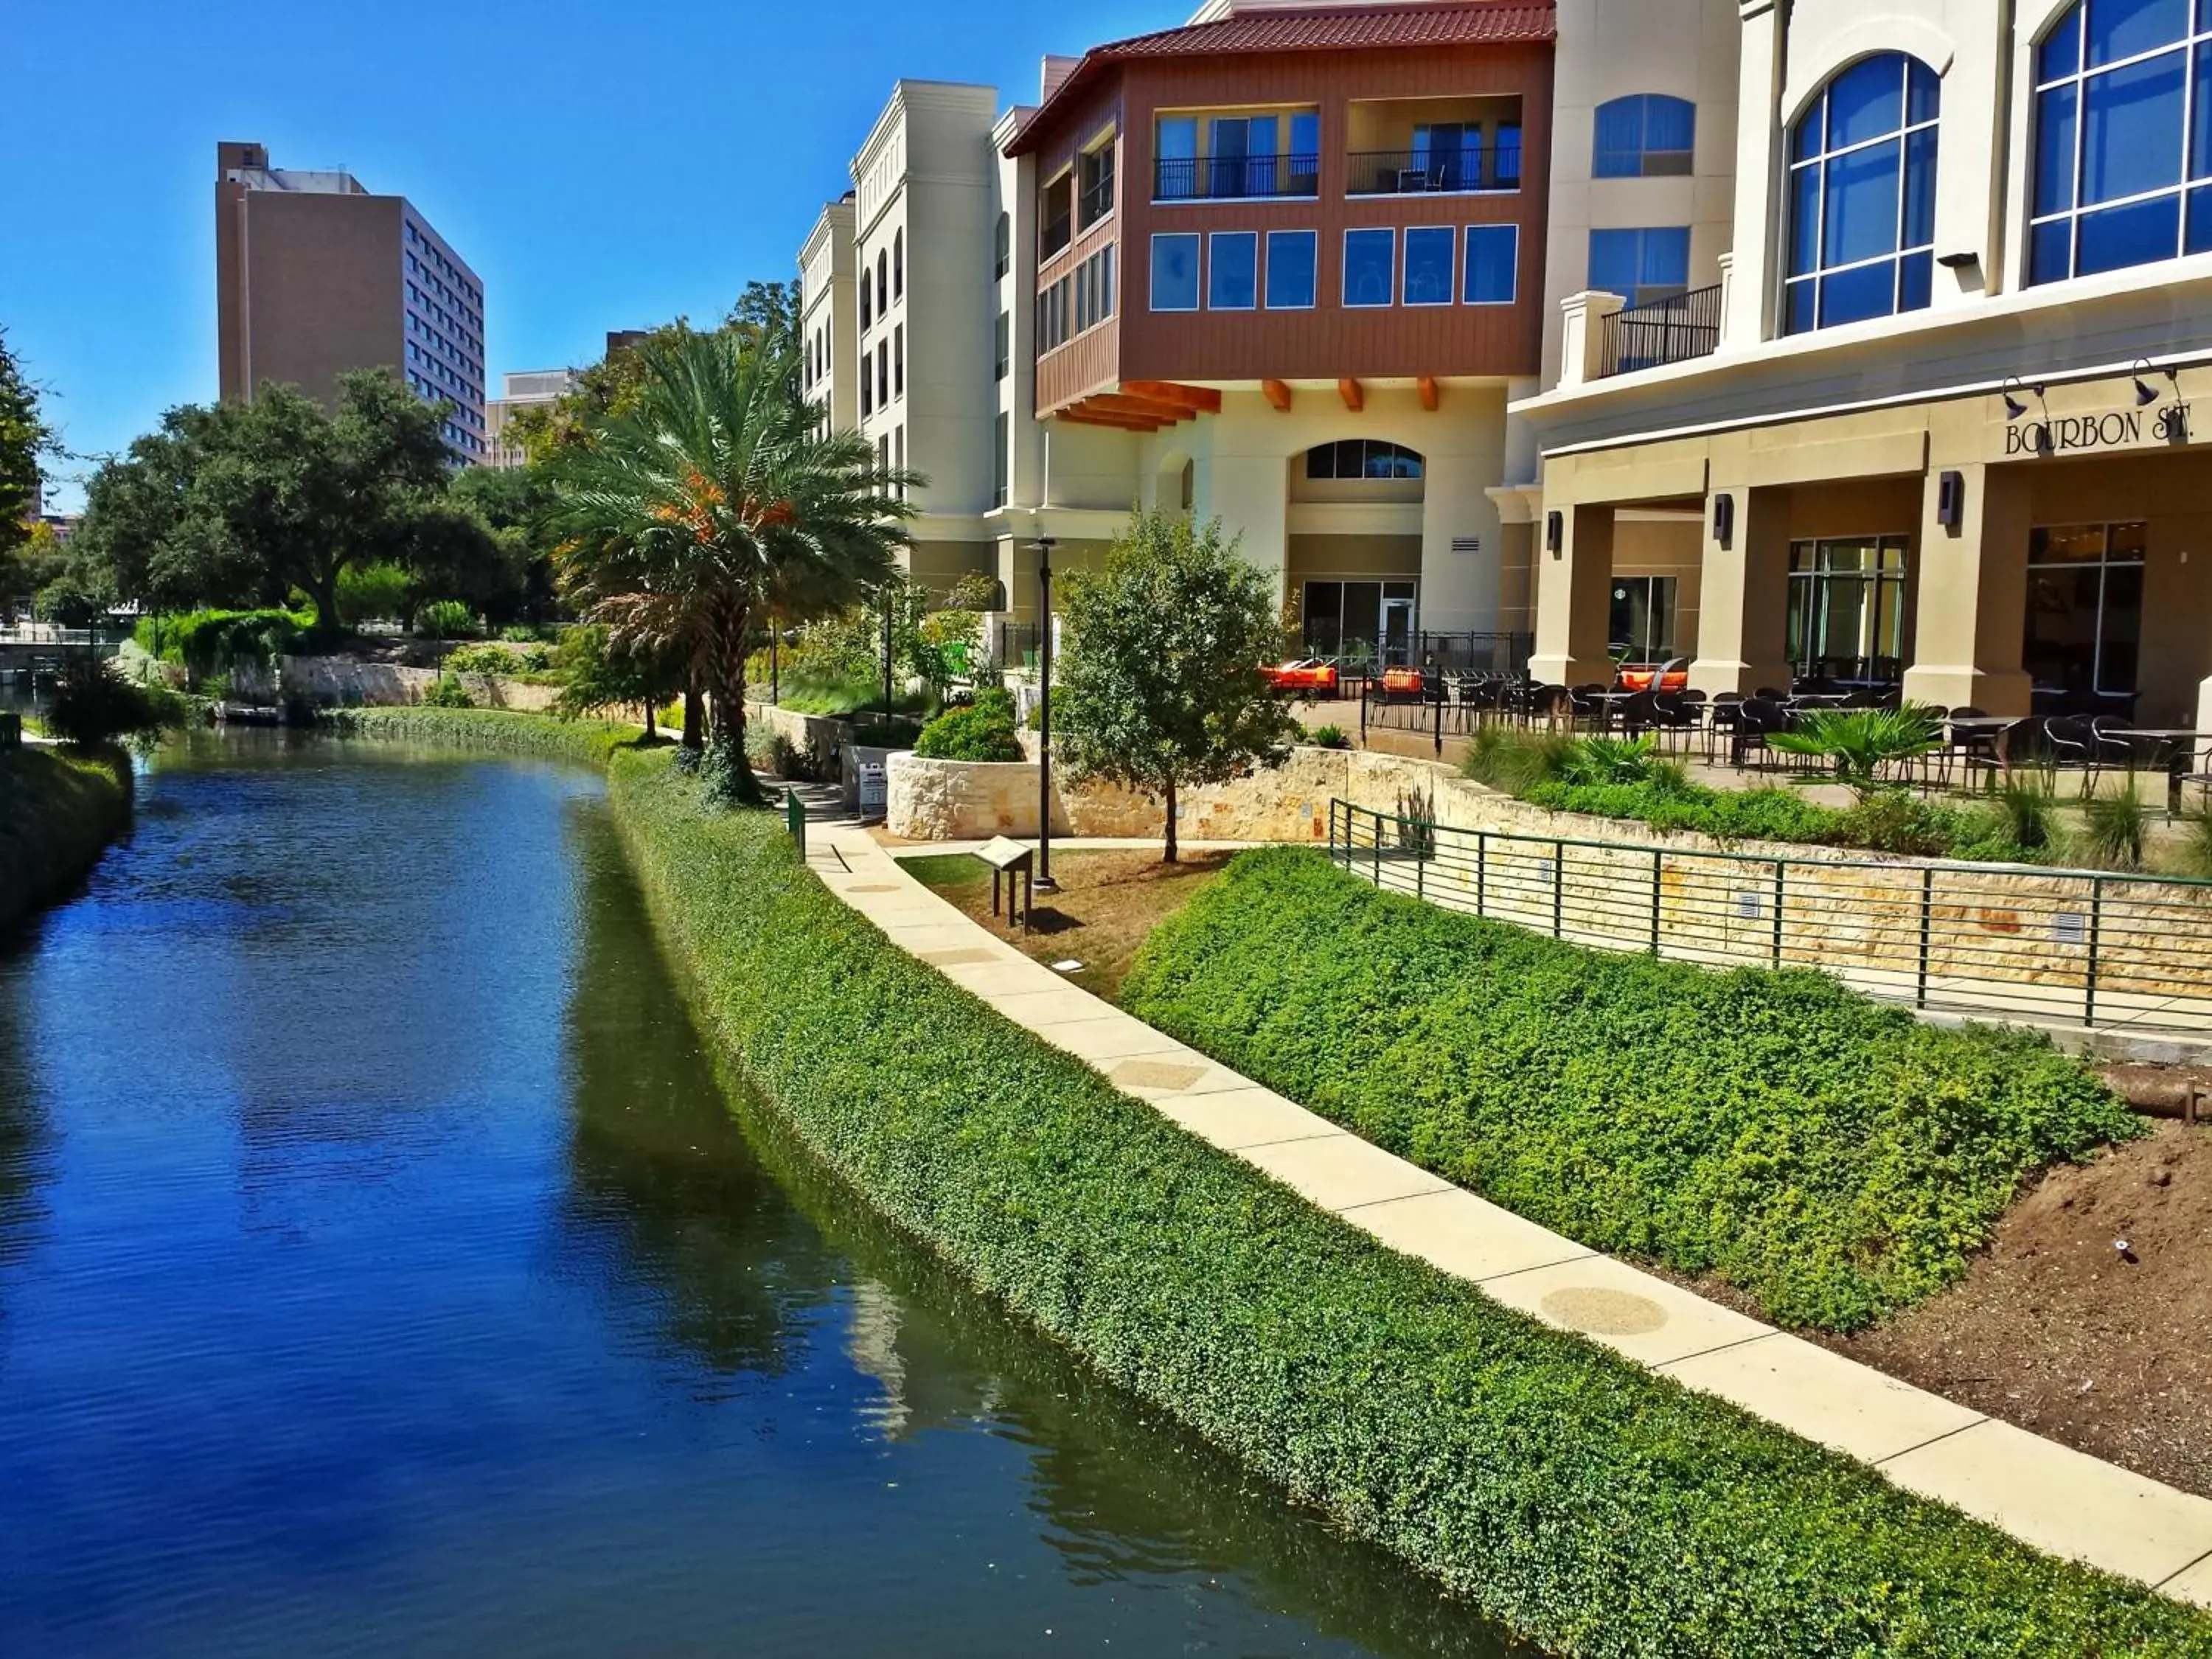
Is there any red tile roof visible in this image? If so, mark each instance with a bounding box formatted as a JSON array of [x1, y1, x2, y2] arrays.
[[1007, 3, 1556, 154]]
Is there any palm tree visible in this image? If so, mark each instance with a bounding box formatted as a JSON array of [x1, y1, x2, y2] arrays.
[[543, 325, 915, 802]]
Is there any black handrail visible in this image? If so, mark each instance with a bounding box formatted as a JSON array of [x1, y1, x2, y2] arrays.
[[1601, 284, 1722, 376], [1152, 153, 1320, 201], [1345, 145, 1521, 195]]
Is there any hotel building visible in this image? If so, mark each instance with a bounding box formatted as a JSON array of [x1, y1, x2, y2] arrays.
[[1512, 0, 2212, 732], [216, 142, 487, 462]]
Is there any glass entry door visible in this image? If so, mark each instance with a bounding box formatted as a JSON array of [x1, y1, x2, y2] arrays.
[[1381, 594, 1415, 665]]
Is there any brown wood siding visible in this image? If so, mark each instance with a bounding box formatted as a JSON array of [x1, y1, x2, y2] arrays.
[[1025, 41, 1553, 415]]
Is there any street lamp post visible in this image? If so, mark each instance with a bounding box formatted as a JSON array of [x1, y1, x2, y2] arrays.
[[1029, 535, 1058, 891]]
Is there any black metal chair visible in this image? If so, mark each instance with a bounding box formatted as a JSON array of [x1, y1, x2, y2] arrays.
[[1732, 697, 1789, 770], [1568, 683, 1610, 731], [1648, 690, 1698, 752], [2043, 714, 2101, 797], [1705, 692, 1745, 764]]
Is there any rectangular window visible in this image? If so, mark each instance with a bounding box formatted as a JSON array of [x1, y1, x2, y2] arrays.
[[993, 411, 1010, 507], [894, 325, 904, 397], [1099, 243, 1114, 318], [1155, 116, 1198, 199], [1152, 232, 1200, 310], [877, 341, 888, 406], [1608, 576, 1678, 661], [1785, 537, 1912, 685], [1208, 231, 1258, 308], [1588, 226, 1691, 307], [2023, 522, 2147, 705], [995, 310, 1010, 380], [1265, 229, 1318, 307], [1343, 229, 1394, 307], [1464, 223, 1518, 302], [1402, 226, 1455, 304]]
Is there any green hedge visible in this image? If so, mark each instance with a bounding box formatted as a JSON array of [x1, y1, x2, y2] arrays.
[[1121, 847, 2135, 1333], [134, 608, 313, 676], [0, 746, 131, 931], [599, 752, 2207, 1657], [319, 706, 644, 768], [914, 688, 1024, 762]]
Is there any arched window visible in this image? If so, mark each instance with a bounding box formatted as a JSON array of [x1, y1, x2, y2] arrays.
[[860, 274, 872, 331], [2030, 0, 2212, 284], [1593, 94, 1696, 176], [1784, 53, 1940, 333], [893, 229, 905, 299], [994, 211, 1012, 279], [1304, 439, 1423, 480], [875, 251, 888, 314]]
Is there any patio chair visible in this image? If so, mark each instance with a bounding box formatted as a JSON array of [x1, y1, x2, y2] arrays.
[[1617, 689, 1660, 737], [1731, 696, 1788, 771], [1568, 683, 1610, 731], [1647, 690, 1699, 752], [1704, 692, 1743, 764], [2042, 714, 2101, 797]]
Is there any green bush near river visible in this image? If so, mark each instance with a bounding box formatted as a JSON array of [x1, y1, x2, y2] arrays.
[[330, 707, 2212, 1657]]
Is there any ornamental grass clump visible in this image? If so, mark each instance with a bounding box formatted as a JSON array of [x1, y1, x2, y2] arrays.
[[1122, 846, 2136, 1332]]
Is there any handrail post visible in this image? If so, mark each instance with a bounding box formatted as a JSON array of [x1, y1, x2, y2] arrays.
[[1649, 848, 1663, 953], [2085, 875, 2104, 1029], [1327, 799, 1338, 863], [1373, 807, 1383, 888], [1476, 830, 1487, 918], [1415, 822, 1426, 901], [1916, 866, 1933, 1009], [1771, 860, 1786, 969], [1553, 838, 1565, 939]]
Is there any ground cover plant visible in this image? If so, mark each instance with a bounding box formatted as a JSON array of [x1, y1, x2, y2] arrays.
[[0, 745, 131, 930], [323, 706, 2212, 1656], [1121, 846, 2138, 1332]]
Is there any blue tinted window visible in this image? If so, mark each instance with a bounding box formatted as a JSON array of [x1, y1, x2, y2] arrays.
[[1785, 54, 1938, 332], [1265, 230, 1317, 307], [1593, 94, 1697, 176], [1343, 229, 1394, 306], [2087, 0, 2188, 64], [1588, 227, 1688, 303], [1208, 232, 1257, 308], [1402, 227, 1455, 303], [2031, 0, 2212, 281], [1464, 224, 1517, 302], [1150, 233, 1199, 310]]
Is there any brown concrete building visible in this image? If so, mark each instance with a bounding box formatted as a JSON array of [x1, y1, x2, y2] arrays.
[[215, 142, 486, 460]]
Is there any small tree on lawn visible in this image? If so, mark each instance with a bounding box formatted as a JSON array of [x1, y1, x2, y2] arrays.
[[1054, 509, 1300, 863]]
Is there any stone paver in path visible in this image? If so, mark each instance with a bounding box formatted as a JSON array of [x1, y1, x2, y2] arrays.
[[799, 824, 2212, 1606]]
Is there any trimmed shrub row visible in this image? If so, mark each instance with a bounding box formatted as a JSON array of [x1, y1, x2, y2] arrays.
[[322, 711, 2212, 1655], [0, 746, 131, 931], [1121, 847, 2136, 1332], [599, 751, 2206, 1657]]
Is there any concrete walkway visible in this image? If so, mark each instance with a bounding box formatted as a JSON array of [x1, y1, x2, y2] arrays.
[[801, 821, 2212, 1607]]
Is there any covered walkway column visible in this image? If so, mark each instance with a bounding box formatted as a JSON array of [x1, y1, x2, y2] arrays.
[[1528, 504, 1615, 687], [1688, 483, 1793, 695], [1901, 463, 2032, 714]]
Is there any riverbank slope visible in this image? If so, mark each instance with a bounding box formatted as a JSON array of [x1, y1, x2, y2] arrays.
[[326, 708, 2212, 1655], [0, 746, 131, 931]]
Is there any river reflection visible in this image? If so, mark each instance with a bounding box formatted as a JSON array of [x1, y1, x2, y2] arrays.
[[0, 736, 1526, 1658]]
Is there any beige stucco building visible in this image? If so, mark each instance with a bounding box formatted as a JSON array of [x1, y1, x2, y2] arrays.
[[1512, 0, 2212, 734]]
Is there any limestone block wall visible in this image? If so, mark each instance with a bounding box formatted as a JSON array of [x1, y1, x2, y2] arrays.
[[885, 748, 1354, 844], [231, 657, 566, 712]]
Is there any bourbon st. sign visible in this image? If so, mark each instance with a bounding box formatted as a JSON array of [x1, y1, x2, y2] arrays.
[[2006, 403, 2194, 456]]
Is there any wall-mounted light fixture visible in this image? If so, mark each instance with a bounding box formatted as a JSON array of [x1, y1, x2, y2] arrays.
[[1711, 492, 1734, 547], [1936, 251, 1980, 269], [1545, 509, 1563, 557], [2000, 375, 2042, 421], [2131, 356, 2177, 406], [1936, 470, 1964, 530]]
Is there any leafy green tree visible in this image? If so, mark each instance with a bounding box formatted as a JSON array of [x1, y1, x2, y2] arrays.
[[541, 326, 916, 803], [0, 326, 52, 576], [554, 623, 685, 740], [1054, 509, 1300, 862]]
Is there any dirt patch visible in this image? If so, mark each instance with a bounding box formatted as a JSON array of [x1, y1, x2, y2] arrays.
[[902, 847, 1231, 1004], [1808, 1121, 2212, 1497]]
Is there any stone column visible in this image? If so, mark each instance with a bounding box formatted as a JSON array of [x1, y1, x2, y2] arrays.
[[1900, 463, 2034, 714], [1688, 484, 1794, 695], [1528, 503, 1615, 687], [1556, 291, 1627, 390]]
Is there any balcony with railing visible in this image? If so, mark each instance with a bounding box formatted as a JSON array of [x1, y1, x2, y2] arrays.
[[1346, 142, 1520, 196], [1344, 96, 1521, 196], [1601, 284, 1722, 377], [1152, 151, 1320, 202]]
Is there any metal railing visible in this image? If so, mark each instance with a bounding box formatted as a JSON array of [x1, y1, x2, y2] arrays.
[[990, 621, 1043, 674], [1079, 174, 1115, 226], [1415, 632, 1533, 675], [1153, 153, 1320, 201], [1346, 146, 1521, 195], [1326, 799, 2212, 1033], [1601, 284, 1722, 376], [1040, 214, 1072, 262]]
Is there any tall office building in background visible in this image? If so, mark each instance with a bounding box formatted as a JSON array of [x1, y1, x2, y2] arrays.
[[215, 142, 486, 461]]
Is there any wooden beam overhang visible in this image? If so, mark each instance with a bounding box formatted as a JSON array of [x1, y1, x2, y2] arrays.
[[1417, 375, 1440, 411], [1121, 379, 1223, 414], [1261, 378, 1293, 411], [1338, 378, 1364, 411]]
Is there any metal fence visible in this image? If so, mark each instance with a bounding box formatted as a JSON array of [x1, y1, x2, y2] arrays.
[[1326, 799, 2212, 1033], [1601, 283, 1723, 377]]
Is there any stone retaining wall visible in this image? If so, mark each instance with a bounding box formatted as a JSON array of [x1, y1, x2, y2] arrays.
[[886, 748, 1350, 844]]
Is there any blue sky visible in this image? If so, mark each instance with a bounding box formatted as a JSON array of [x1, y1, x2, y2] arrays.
[[4, 0, 1168, 507]]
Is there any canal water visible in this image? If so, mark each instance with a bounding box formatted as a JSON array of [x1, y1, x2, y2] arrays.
[[0, 737, 1523, 1658]]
